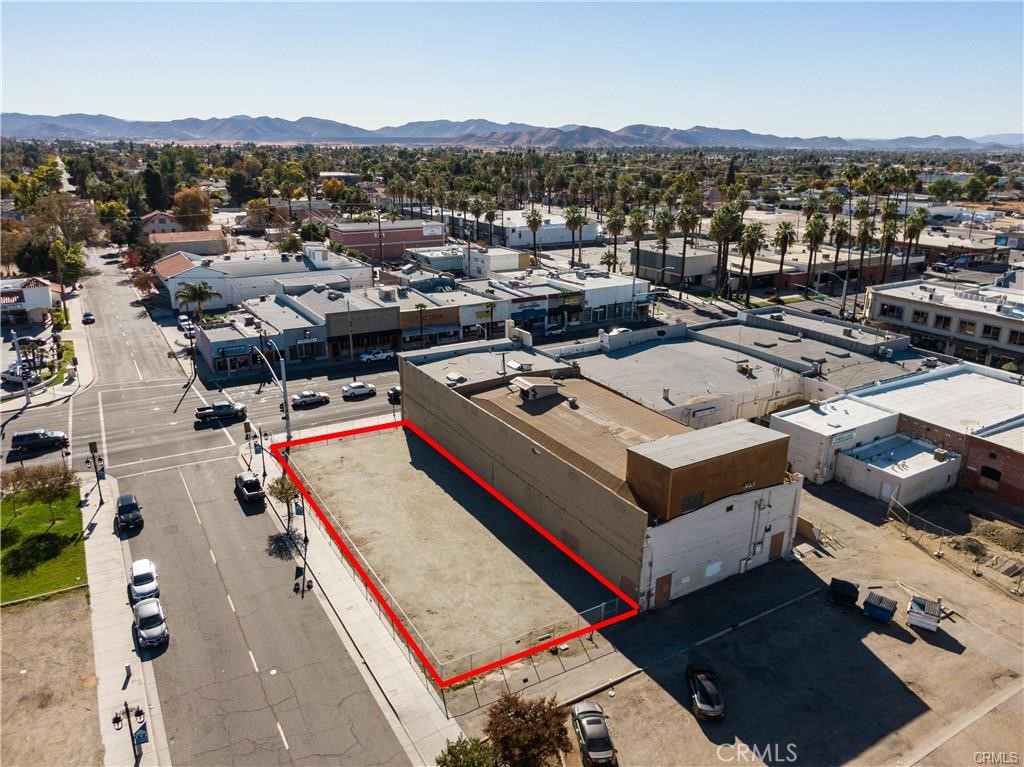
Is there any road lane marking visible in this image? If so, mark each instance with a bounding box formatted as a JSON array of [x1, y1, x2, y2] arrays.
[[248, 650, 259, 673], [226, 594, 235, 613], [276, 722, 289, 750], [118, 455, 237, 479], [98, 390, 109, 466], [179, 470, 202, 525], [109, 444, 235, 469], [209, 548, 217, 564]]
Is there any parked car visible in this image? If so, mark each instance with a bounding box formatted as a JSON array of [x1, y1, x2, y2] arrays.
[[234, 471, 265, 502], [686, 664, 725, 720], [182, 324, 197, 339], [128, 559, 159, 602], [342, 381, 376, 399], [359, 349, 396, 363], [283, 390, 330, 410], [2, 367, 41, 385], [115, 493, 144, 531], [11, 428, 69, 453], [932, 262, 958, 273], [82, 312, 96, 324], [386, 385, 402, 405], [606, 327, 632, 336], [810, 308, 835, 317], [133, 597, 169, 648], [571, 700, 618, 766], [545, 326, 567, 337], [177, 315, 191, 330]]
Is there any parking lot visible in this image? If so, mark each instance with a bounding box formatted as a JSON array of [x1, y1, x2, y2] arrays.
[[290, 426, 618, 672]]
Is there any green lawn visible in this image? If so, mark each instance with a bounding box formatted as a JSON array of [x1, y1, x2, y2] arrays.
[[0, 489, 86, 604]]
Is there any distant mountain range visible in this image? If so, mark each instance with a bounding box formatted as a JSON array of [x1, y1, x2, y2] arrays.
[[2, 113, 1020, 151]]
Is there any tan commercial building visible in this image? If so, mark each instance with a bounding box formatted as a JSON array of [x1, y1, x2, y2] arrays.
[[400, 339, 802, 609]]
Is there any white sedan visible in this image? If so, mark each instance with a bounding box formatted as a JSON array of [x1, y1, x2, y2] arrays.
[[288, 390, 330, 409], [128, 558, 159, 602], [342, 381, 377, 399]]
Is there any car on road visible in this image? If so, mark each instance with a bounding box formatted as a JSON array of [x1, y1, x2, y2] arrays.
[[342, 381, 376, 399], [571, 700, 618, 766], [128, 559, 159, 602], [686, 664, 725, 720], [115, 493, 144, 531], [606, 327, 632, 336], [133, 597, 169, 648], [11, 428, 69, 453], [177, 315, 191, 330], [387, 385, 401, 405], [283, 390, 330, 410], [545, 326, 567, 337], [810, 308, 835, 317], [359, 349, 396, 363], [82, 312, 96, 324], [182, 324, 197, 339], [195, 400, 247, 422], [234, 471, 266, 502], [931, 262, 958, 273], [2, 367, 41, 385]]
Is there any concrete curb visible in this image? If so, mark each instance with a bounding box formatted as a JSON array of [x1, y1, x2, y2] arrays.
[[0, 582, 89, 608]]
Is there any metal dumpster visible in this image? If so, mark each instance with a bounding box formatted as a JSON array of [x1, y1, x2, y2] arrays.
[[863, 591, 898, 623], [907, 596, 941, 632], [828, 577, 860, 607]]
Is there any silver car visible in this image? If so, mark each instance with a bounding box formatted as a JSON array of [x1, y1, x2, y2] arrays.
[[133, 598, 169, 647], [128, 558, 159, 602], [342, 381, 376, 399]]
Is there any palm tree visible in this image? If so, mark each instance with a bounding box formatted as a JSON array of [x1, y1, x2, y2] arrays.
[[801, 193, 820, 230], [599, 249, 620, 272], [653, 208, 675, 287], [803, 213, 828, 297], [739, 221, 766, 306], [175, 281, 222, 320], [901, 207, 928, 280], [627, 208, 648, 279], [484, 203, 497, 246], [606, 207, 626, 272], [469, 197, 484, 243], [854, 217, 877, 313], [525, 208, 543, 266], [830, 218, 851, 311], [879, 218, 899, 284], [414, 302, 428, 347], [675, 206, 700, 299], [826, 193, 845, 225], [708, 204, 741, 299], [563, 205, 584, 268]]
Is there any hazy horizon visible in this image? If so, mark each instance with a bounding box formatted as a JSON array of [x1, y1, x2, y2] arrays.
[[2, 2, 1021, 138]]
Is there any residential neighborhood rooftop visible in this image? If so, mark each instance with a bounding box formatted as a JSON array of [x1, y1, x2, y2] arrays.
[[148, 230, 226, 243]]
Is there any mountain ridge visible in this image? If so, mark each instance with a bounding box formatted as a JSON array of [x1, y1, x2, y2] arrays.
[[1, 113, 1017, 150]]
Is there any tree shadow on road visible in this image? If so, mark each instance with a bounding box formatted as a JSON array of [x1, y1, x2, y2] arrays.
[[266, 531, 298, 559]]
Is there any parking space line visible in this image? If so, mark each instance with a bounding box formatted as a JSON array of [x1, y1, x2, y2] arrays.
[[248, 650, 259, 673], [226, 594, 235, 613], [118, 455, 238, 479], [98, 390, 108, 465], [179, 470, 202, 525], [276, 722, 289, 750], [209, 549, 217, 565]]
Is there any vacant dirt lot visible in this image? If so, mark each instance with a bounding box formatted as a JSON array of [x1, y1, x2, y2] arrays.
[[292, 426, 616, 670], [1, 590, 103, 767]]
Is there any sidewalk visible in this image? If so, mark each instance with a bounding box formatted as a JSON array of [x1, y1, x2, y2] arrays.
[[1, 290, 97, 414], [79, 472, 171, 767], [263, 413, 465, 764]]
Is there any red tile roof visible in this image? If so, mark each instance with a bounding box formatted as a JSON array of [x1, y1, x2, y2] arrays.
[[153, 252, 196, 280]]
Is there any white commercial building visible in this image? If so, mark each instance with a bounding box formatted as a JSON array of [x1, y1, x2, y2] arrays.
[[0, 276, 54, 326], [835, 435, 961, 504]]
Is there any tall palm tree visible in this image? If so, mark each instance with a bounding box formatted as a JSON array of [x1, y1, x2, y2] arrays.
[[175, 281, 222, 320], [675, 205, 700, 299], [708, 204, 741, 299], [627, 207, 648, 279], [525, 207, 543, 266], [854, 217, 877, 314], [773, 221, 798, 297], [414, 302, 428, 347], [830, 218, 851, 311], [606, 207, 626, 272], [739, 221, 766, 306], [879, 218, 899, 284], [901, 207, 928, 280], [801, 193, 820, 230], [826, 193, 845, 225], [469, 197, 484, 243], [653, 208, 675, 287], [802, 213, 828, 298], [484, 203, 497, 246], [563, 205, 585, 268]]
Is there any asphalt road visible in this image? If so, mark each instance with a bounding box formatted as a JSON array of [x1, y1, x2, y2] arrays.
[[3, 250, 409, 765]]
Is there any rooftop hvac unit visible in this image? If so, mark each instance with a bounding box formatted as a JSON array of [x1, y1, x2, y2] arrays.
[[327, 291, 339, 300], [884, 348, 894, 359], [933, 448, 949, 461], [313, 284, 327, 292], [223, 254, 231, 260], [923, 357, 939, 368], [843, 327, 854, 337], [243, 315, 255, 326], [254, 320, 262, 330]]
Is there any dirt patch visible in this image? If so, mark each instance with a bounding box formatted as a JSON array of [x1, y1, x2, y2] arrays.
[[915, 498, 1024, 554], [1, 590, 103, 767]]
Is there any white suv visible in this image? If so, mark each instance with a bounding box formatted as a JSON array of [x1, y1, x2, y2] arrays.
[[359, 349, 396, 363]]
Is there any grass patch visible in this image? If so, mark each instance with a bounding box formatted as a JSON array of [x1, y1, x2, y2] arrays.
[[1, 488, 85, 603], [750, 295, 807, 308], [42, 341, 75, 388]]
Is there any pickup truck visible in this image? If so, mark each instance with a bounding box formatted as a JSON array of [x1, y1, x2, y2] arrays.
[[195, 400, 247, 422]]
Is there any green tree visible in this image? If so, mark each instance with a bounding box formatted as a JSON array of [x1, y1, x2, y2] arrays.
[[484, 203, 497, 246], [13, 176, 42, 211], [278, 233, 302, 253], [415, 302, 428, 347], [484, 692, 570, 767], [469, 197, 484, 242], [773, 220, 797, 296], [175, 281, 222, 320], [739, 221, 766, 306], [525, 208, 543, 266], [802, 212, 828, 297], [879, 217, 899, 283], [826, 192, 845, 224], [31, 465, 79, 526], [927, 177, 961, 202], [563, 205, 585, 268], [49, 240, 87, 287], [142, 164, 166, 210], [435, 736, 497, 767], [247, 198, 270, 229], [605, 207, 626, 272], [14, 234, 56, 275], [962, 175, 989, 203], [172, 186, 213, 230], [708, 204, 741, 298], [627, 208, 648, 280], [854, 216, 877, 313], [599, 249, 620, 272], [267, 474, 298, 532], [901, 207, 928, 280], [675, 205, 700, 299], [653, 208, 675, 286]]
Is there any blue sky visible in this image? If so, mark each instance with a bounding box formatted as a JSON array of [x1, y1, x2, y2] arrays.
[[2, 2, 1021, 138]]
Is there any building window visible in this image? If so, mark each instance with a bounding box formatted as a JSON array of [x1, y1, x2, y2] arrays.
[[933, 314, 952, 330], [911, 310, 929, 325], [958, 319, 976, 336], [981, 324, 1001, 341], [879, 303, 903, 319], [980, 466, 1002, 482], [1009, 330, 1024, 346], [680, 492, 704, 515]]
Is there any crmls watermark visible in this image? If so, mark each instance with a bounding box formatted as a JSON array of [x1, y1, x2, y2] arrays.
[[717, 744, 798, 763], [975, 753, 1019, 765]]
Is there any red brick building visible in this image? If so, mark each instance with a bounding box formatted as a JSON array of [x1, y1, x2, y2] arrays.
[[327, 220, 445, 264]]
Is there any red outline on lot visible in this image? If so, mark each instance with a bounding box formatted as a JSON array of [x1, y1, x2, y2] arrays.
[[270, 419, 639, 688]]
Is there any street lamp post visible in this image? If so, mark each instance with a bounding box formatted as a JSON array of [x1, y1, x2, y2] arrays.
[[250, 339, 291, 447], [111, 701, 146, 760], [258, 424, 268, 482], [818, 271, 850, 317], [346, 298, 356, 382], [11, 334, 31, 405]]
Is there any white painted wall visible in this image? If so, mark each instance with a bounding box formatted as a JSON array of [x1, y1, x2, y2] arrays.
[[643, 479, 803, 606], [835, 452, 961, 504], [769, 411, 899, 483]]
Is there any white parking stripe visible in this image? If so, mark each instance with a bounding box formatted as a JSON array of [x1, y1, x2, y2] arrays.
[[209, 549, 217, 565], [249, 650, 259, 673], [226, 594, 236, 613], [276, 722, 289, 750], [179, 470, 202, 525]]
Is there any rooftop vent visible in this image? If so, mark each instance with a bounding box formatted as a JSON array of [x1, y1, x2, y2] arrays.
[[923, 356, 939, 368], [313, 283, 326, 292], [933, 448, 949, 462], [244, 315, 255, 326], [223, 254, 231, 260]]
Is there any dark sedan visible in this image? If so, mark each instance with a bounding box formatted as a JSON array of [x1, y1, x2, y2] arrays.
[[686, 664, 725, 720]]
